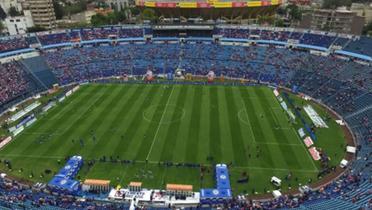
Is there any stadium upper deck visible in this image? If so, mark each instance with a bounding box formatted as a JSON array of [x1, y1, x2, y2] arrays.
[[0, 25, 370, 59], [136, 0, 282, 19], [0, 25, 370, 209]]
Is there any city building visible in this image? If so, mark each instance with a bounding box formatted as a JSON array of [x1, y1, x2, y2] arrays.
[[300, 7, 365, 35], [4, 9, 34, 35], [69, 9, 96, 24], [28, 0, 56, 29], [351, 3, 372, 24], [287, 0, 311, 6], [0, 0, 22, 14], [106, 0, 130, 11]]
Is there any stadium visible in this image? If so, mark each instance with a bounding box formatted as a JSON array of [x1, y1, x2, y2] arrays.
[[0, 24, 370, 209]]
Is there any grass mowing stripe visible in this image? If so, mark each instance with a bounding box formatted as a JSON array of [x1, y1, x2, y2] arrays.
[[185, 86, 203, 162], [171, 86, 193, 163], [0, 86, 91, 154], [121, 86, 168, 160], [3, 85, 103, 156], [81, 85, 139, 157], [160, 85, 189, 161], [238, 87, 277, 168], [254, 88, 303, 169], [81, 85, 140, 158], [135, 86, 173, 161], [224, 86, 248, 166], [146, 86, 175, 161], [264, 92, 317, 168], [111, 85, 160, 158], [237, 88, 265, 142], [198, 87, 210, 162], [36, 85, 116, 157], [217, 86, 234, 163], [0, 84, 339, 194], [6, 87, 108, 172], [209, 86, 223, 162], [39, 86, 89, 121]]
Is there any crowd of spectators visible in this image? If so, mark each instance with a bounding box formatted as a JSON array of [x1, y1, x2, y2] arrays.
[[38, 31, 80, 45], [0, 27, 365, 55], [119, 28, 143, 38], [0, 166, 369, 209], [0, 177, 130, 209], [300, 33, 336, 48], [78, 28, 144, 41], [0, 61, 30, 106], [0, 28, 371, 209], [41, 42, 372, 123], [215, 28, 338, 47], [0, 37, 28, 53]]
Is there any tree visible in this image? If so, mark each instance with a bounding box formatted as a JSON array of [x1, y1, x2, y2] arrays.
[[91, 13, 108, 26], [115, 8, 129, 22], [258, 15, 275, 25], [0, 6, 7, 20], [275, 19, 286, 27], [287, 4, 302, 21], [57, 21, 89, 29], [141, 8, 157, 22], [8, 6, 22, 17], [65, 0, 87, 16], [362, 21, 372, 36], [322, 0, 352, 9], [130, 7, 140, 16], [106, 12, 118, 25], [53, 0, 64, 20], [27, 26, 46, 33], [0, 21, 5, 34]]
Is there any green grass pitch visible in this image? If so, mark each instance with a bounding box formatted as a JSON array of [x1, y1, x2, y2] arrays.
[[0, 83, 346, 194]]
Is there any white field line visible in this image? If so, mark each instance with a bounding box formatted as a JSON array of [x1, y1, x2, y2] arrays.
[[237, 109, 256, 143], [145, 86, 175, 161], [268, 91, 318, 172], [269, 108, 281, 126], [243, 109, 256, 143]]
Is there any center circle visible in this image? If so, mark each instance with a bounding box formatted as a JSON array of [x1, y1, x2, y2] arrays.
[[143, 104, 185, 124]]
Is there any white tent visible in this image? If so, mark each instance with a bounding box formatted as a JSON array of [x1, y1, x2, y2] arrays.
[[346, 146, 356, 154], [340, 159, 348, 168], [272, 190, 282, 198]]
